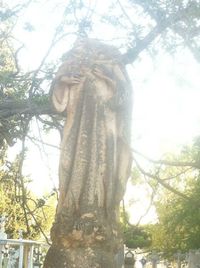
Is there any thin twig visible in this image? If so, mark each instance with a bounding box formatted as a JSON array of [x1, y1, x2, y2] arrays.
[[136, 185, 157, 226], [116, 0, 135, 28], [133, 148, 200, 169], [133, 157, 189, 200]]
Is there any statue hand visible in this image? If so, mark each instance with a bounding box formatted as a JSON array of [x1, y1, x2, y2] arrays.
[[60, 74, 83, 85], [92, 66, 115, 87]]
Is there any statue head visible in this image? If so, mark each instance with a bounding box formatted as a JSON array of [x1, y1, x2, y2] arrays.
[[71, 38, 122, 63]]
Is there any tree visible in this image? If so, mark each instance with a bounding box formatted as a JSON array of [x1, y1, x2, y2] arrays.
[[1, 0, 200, 121], [1, 0, 200, 144], [123, 224, 152, 249], [1, 0, 200, 267], [0, 151, 56, 241], [143, 138, 200, 256]]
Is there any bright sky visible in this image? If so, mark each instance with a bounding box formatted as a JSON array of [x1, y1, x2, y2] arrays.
[[7, 0, 200, 224], [126, 50, 200, 224]]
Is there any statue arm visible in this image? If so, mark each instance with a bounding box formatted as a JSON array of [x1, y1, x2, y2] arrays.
[[92, 64, 116, 87], [51, 74, 82, 113], [91, 63, 132, 110], [51, 80, 69, 113], [113, 65, 132, 108]]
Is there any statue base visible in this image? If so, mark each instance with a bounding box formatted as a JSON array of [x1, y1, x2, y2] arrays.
[[44, 245, 119, 268]]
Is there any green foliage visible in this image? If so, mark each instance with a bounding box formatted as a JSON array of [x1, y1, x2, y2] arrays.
[[154, 182, 200, 253], [123, 224, 152, 248], [0, 155, 56, 240], [120, 208, 152, 248], [147, 138, 200, 256], [130, 167, 143, 185]]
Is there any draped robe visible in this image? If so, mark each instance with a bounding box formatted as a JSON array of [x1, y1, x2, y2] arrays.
[[51, 39, 132, 220]]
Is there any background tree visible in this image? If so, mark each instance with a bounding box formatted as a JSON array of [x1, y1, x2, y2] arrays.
[[122, 223, 152, 249], [134, 138, 200, 257], [0, 151, 56, 241]]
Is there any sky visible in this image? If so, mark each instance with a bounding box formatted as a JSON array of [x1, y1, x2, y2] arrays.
[[126, 50, 200, 223], [6, 0, 200, 224]]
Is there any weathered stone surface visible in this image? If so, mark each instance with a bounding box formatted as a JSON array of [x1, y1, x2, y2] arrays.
[[44, 38, 132, 268], [188, 250, 200, 268]]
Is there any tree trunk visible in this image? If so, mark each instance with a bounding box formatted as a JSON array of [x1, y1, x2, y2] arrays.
[[44, 38, 132, 268]]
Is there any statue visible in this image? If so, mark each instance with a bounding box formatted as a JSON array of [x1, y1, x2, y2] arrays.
[[44, 38, 133, 268]]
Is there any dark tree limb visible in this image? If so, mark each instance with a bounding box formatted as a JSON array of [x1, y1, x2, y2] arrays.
[[0, 98, 54, 119], [122, 23, 167, 64], [122, 2, 200, 64]]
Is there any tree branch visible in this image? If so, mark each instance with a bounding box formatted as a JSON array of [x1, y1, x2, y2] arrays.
[[122, 3, 199, 64], [133, 157, 189, 200], [122, 23, 166, 64], [0, 98, 54, 119], [17, 119, 31, 236], [136, 186, 156, 226], [133, 148, 200, 169]]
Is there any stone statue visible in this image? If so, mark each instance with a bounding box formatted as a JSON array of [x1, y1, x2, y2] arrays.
[[44, 38, 133, 268]]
